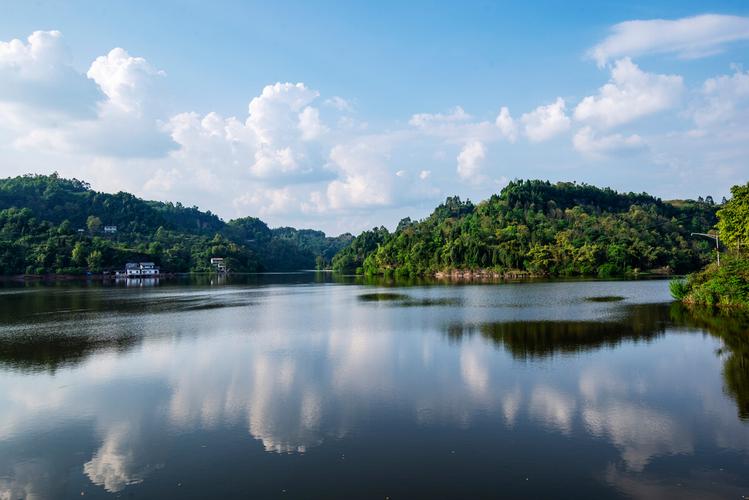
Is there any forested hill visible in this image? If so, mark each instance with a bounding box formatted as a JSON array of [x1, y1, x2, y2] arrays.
[[332, 179, 720, 277], [0, 174, 352, 275]]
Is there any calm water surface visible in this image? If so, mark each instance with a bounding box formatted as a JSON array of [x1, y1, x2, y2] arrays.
[[0, 275, 748, 499]]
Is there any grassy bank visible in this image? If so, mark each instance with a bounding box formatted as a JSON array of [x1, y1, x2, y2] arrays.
[[671, 254, 749, 309]]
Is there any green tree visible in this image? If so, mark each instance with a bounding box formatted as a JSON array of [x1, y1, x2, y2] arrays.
[[86, 215, 102, 233], [71, 242, 87, 267], [86, 249, 103, 271], [717, 182, 749, 251]]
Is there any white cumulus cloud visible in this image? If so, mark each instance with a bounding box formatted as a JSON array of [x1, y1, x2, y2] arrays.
[[87, 47, 165, 115], [245, 82, 323, 177], [298, 106, 327, 141], [0, 30, 100, 123], [574, 58, 683, 129], [1, 32, 174, 159], [408, 105, 499, 145], [457, 140, 486, 181], [233, 187, 298, 216], [166, 82, 330, 183], [573, 126, 645, 158], [495, 106, 518, 142], [325, 141, 393, 210], [316, 131, 439, 213], [693, 67, 749, 127], [61, 44, 173, 156], [521, 97, 570, 142]]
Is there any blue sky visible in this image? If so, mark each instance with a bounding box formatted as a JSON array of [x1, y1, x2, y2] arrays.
[[1, 1, 748, 234]]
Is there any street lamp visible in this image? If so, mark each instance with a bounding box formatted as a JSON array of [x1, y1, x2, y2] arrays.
[[691, 232, 720, 266]]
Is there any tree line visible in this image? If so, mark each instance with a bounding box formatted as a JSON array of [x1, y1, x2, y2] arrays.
[[0, 174, 351, 275], [671, 181, 749, 309], [333, 179, 720, 277]]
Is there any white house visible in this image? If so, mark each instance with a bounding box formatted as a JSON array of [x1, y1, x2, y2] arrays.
[[210, 257, 227, 272], [104, 225, 117, 233], [125, 262, 160, 277]]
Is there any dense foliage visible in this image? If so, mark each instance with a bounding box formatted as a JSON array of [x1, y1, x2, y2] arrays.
[[331, 226, 390, 273], [0, 174, 351, 275], [717, 182, 749, 251], [674, 181, 749, 309], [675, 256, 749, 308], [340, 180, 719, 277]]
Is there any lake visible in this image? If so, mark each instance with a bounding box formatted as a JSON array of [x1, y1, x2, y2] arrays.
[[0, 275, 748, 499]]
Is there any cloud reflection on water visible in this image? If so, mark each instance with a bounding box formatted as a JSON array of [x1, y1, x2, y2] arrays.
[[0, 283, 747, 497]]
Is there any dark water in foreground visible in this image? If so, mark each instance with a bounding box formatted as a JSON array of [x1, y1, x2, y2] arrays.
[[0, 275, 748, 499]]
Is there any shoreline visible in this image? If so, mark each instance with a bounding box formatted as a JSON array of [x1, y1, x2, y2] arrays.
[[0, 268, 678, 284], [1, 273, 178, 282], [430, 267, 674, 281], [434, 269, 539, 280]]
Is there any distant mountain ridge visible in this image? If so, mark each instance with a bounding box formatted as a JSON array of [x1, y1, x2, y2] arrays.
[[0, 173, 351, 275], [333, 179, 720, 277], [0, 175, 723, 278]]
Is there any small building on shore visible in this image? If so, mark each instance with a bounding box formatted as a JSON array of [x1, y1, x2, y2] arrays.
[[210, 257, 227, 273], [119, 262, 160, 277], [104, 225, 117, 234]]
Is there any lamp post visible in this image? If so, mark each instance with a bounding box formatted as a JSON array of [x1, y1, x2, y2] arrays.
[[691, 232, 720, 266]]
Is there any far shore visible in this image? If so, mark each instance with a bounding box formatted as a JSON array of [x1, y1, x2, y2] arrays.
[[1, 273, 178, 282], [1, 266, 677, 283]]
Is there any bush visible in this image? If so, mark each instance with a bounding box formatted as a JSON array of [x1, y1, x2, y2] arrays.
[[597, 263, 617, 278], [669, 278, 689, 300], [677, 255, 749, 309]]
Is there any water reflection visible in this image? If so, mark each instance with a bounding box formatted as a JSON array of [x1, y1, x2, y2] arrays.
[[0, 289, 258, 373], [83, 423, 156, 492], [358, 292, 462, 307], [446, 304, 666, 359], [116, 277, 160, 287], [585, 295, 626, 302], [0, 280, 747, 498], [0, 325, 142, 373], [669, 304, 749, 421], [447, 302, 749, 426]]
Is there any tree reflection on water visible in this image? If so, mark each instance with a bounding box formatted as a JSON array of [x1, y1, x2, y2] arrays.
[[445, 302, 749, 422], [669, 304, 749, 421]]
